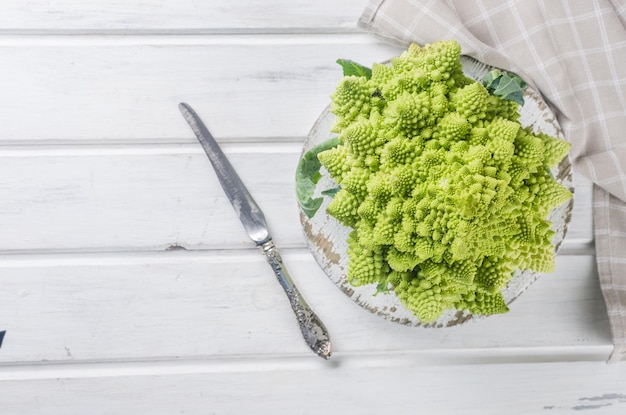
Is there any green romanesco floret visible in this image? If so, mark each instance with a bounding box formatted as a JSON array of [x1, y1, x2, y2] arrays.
[[317, 40, 572, 323], [330, 76, 380, 133], [450, 82, 489, 125], [346, 231, 389, 286], [383, 91, 434, 138]]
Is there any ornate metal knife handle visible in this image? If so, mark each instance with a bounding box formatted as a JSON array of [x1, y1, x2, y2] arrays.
[[259, 240, 332, 359]]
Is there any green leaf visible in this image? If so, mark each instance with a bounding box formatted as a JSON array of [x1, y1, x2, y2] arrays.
[[295, 137, 341, 218], [373, 281, 389, 296], [336, 59, 372, 79], [321, 186, 341, 197], [482, 69, 528, 106]]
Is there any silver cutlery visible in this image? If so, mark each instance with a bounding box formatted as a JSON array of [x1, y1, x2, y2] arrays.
[[179, 103, 332, 360]]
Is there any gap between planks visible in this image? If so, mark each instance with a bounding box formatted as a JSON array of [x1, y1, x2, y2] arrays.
[[0, 346, 614, 381], [0, 247, 312, 268], [0, 141, 304, 157], [0, 242, 595, 268], [0, 32, 379, 47], [0, 27, 364, 37]]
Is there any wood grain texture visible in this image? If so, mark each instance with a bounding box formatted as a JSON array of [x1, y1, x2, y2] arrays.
[[0, 252, 610, 363], [0, 360, 625, 414], [0, 0, 366, 32], [0, 35, 401, 143], [0, 143, 301, 251]]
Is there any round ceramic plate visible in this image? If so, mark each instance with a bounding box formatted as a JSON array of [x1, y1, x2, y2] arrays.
[[299, 56, 574, 327]]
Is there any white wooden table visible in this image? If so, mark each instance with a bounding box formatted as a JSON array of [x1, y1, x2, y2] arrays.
[[1, 1, 624, 414]]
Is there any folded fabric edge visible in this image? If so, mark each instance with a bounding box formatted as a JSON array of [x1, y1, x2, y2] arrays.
[[593, 185, 626, 363], [358, 0, 385, 32], [357, 4, 414, 48], [609, 344, 626, 364], [578, 147, 626, 203]]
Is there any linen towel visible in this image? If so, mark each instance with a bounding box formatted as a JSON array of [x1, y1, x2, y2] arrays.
[[359, 0, 626, 362]]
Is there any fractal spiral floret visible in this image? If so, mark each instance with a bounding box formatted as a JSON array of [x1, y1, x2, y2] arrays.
[[316, 40, 572, 323]]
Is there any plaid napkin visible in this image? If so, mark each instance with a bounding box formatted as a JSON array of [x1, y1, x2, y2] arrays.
[[359, 0, 626, 362]]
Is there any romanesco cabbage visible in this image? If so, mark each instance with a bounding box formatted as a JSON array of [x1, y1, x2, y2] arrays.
[[317, 40, 572, 323]]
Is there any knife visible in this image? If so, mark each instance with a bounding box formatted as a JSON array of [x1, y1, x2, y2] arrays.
[[178, 103, 332, 360]]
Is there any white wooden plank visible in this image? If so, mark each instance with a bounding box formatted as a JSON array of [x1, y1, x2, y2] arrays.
[[0, 0, 366, 32], [0, 143, 301, 251], [0, 360, 624, 415], [0, 144, 593, 252], [0, 252, 609, 363], [0, 35, 402, 143]]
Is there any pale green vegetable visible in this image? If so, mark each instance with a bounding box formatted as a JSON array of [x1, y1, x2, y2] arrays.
[[301, 40, 571, 323]]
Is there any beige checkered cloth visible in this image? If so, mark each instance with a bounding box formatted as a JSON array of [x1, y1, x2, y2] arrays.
[[359, 0, 626, 362]]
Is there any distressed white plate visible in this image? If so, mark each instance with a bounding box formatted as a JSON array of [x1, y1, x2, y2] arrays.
[[299, 56, 574, 327]]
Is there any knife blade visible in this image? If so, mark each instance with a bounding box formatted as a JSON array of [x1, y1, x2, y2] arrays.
[[179, 103, 332, 360]]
